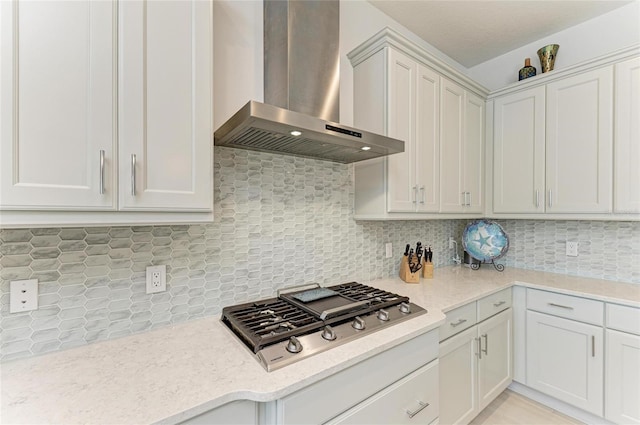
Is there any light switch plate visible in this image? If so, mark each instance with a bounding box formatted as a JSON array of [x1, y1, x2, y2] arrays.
[[10, 279, 38, 313]]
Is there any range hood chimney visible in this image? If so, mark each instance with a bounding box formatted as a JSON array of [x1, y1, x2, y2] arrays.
[[214, 0, 404, 164]]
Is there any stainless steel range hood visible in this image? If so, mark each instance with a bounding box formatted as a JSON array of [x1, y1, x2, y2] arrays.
[[213, 0, 404, 164]]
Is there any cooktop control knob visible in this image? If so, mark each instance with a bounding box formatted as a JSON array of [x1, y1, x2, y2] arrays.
[[352, 316, 366, 330], [377, 309, 390, 321], [399, 302, 411, 314], [321, 325, 337, 341], [286, 336, 303, 354]]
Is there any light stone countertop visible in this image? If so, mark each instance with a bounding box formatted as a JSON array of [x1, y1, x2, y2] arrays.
[[1, 266, 639, 424]]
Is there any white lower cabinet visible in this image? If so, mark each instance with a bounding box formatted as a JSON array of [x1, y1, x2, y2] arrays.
[[327, 360, 439, 425], [526, 310, 604, 416], [179, 400, 257, 425], [605, 303, 640, 424], [276, 330, 439, 425], [439, 299, 512, 425]]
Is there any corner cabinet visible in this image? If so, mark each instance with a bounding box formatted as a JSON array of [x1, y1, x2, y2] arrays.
[[349, 28, 487, 220], [0, 0, 213, 227], [489, 46, 640, 220]]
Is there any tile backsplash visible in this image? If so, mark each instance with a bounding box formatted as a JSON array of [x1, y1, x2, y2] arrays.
[[1, 148, 638, 362]]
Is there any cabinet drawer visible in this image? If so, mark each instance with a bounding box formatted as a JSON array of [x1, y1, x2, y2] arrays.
[[526, 289, 603, 326], [278, 330, 438, 425], [326, 359, 439, 425], [607, 303, 640, 335], [440, 302, 477, 341], [181, 400, 257, 425], [477, 288, 512, 322]]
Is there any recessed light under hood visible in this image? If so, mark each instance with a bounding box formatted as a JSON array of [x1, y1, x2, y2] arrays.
[[213, 0, 404, 164]]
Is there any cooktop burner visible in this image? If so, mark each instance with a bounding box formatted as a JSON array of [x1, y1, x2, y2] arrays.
[[221, 282, 427, 371]]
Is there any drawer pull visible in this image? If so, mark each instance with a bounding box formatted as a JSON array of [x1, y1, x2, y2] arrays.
[[450, 318, 468, 327], [493, 301, 506, 308], [131, 154, 137, 196], [548, 302, 574, 310], [406, 401, 429, 419], [592, 335, 595, 357], [482, 333, 488, 355]]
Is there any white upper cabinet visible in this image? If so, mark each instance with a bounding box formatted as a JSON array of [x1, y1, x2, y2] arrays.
[[386, 49, 418, 212], [386, 49, 440, 213], [349, 29, 487, 219], [0, 0, 213, 226], [0, 0, 116, 210], [119, 0, 212, 211], [546, 67, 613, 213], [440, 78, 484, 213], [614, 57, 640, 213], [493, 86, 545, 213]]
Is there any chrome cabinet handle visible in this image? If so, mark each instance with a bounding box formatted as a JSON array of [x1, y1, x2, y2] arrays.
[[592, 335, 595, 357], [419, 186, 425, 204], [467, 192, 471, 206], [482, 333, 488, 355], [493, 300, 506, 308], [548, 189, 552, 208], [406, 401, 429, 419], [450, 318, 467, 327], [131, 154, 137, 196], [535, 189, 539, 208], [99, 150, 105, 194], [548, 302, 573, 310]]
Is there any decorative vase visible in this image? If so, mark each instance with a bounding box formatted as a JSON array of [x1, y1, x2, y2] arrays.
[[518, 58, 537, 80], [537, 44, 559, 73]]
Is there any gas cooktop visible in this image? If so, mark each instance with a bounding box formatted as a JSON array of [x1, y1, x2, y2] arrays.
[[221, 282, 427, 371]]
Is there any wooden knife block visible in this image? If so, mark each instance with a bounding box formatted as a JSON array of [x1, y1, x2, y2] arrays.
[[423, 261, 434, 279], [399, 256, 420, 283]]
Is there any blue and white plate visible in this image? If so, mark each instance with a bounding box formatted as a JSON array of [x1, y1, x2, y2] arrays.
[[462, 219, 509, 262]]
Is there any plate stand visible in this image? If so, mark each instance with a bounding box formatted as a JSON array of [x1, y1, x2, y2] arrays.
[[470, 260, 505, 272]]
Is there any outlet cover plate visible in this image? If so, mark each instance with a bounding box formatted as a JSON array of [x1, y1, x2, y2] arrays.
[[385, 243, 393, 258], [10, 279, 38, 313], [566, 241, 579, 257], [146, 265, 167, 294]]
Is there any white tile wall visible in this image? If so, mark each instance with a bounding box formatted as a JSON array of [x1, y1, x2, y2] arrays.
[[1, 147, 637, 362]]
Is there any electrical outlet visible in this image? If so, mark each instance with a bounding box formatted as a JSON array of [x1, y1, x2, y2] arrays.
[[146, 265, 167, 294], [10, 279, 38, 313], [449, 237, 456, 249], [385, 243, 393, 258], [566, 241, 579, 257]]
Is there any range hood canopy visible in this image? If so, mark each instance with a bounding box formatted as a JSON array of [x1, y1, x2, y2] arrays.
[[213, 0, 404, 164]]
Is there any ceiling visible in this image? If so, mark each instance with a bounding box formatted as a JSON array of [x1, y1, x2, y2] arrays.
[[367, 0, 635, 67]]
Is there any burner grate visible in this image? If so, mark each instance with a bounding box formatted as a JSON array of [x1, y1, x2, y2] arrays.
[[222, 299, 323, 353]]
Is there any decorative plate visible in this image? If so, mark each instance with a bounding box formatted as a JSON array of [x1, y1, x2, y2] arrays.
[[462, 219, 509, 262]]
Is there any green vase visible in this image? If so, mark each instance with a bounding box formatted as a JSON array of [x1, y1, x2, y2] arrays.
[[537, 44, 559, 73], [519, 58, 537, 81]]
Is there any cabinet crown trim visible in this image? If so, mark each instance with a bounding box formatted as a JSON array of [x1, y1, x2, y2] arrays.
[[347, 27, 490, 98], [488, 43, 640, 99]]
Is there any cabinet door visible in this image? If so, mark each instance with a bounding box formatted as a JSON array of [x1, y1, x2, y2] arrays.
[[0, 0, 116, 210], [439, 326, 478, 425], [440, 78, 465, 212], [614, 57, 640, 213], [477, 308, 512, 411], [526, 310, 603, 416], [605, 330, 640, 424], [119, 0, 212, 211], [546, 67, 613, 213], [415, 65, 440, 213], [463, 91, 484, 213], [493, 87, 545, 213], [386, 49, 417, 212]]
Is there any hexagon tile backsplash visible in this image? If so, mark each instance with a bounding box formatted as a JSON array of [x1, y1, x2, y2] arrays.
[[1, 147, 638, 362]]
